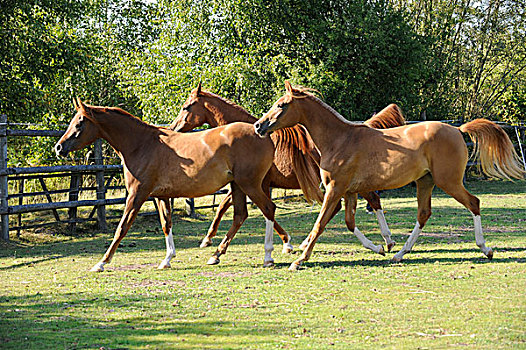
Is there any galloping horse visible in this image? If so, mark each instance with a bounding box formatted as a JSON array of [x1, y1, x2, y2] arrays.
[[54, 99, 289, 270], [170, 84, 406, 254], [254, 82, 524, 270]]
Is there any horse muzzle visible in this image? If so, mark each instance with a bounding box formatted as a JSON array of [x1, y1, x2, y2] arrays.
[[54, 142, 69, 157], [254, 119, 272, 137]]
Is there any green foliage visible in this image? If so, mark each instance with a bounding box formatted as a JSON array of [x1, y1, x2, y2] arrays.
[[1, 0, 525, 167], [118, 0, 428, 122]]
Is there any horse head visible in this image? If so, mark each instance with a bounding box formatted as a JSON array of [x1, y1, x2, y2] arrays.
[[170, 82, 213, 132], [254, 81, 302, 137], [54, 98, 100, 157]]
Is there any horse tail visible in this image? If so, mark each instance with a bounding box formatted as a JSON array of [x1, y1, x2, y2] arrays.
[[364, 104, 406, 129], [459, 119, 525, 180], [273, 126, 324, 204]]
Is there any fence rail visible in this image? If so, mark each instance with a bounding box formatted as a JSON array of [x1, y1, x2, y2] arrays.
[[0, 115, 524, 241]]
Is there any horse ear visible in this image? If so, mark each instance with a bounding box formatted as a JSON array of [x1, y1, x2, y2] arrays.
[[196, 82, 202, 96], [76, 97, 86, 111], [72, 97, 78, 110], [284, 81, 292, 93]]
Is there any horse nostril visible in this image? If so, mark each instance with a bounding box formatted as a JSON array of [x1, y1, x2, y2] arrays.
[[54, 143, 63, 155]]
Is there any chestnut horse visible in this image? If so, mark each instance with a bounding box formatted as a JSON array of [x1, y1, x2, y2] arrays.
[[54, 99, 289, 271], [254, 82, 524, 270], [170, 85, 406, 254]]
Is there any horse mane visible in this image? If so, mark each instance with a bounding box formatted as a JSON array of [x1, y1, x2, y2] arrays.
[[364, 104, 406, 129], [287, 86, 359, 126], [199, 91, 255, 120], [272, 126, 323, 204], [86, 105, 158, 130]]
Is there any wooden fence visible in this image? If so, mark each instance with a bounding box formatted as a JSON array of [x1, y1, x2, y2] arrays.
[[0, 115, 204, 241], [0, 115, 524, 242]]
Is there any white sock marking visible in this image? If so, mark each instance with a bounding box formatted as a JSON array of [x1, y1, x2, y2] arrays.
[[472, 214, 491, 256], [393, 221, 422, 261], [353, 227, 382, 253], [264, 219, 274, 264], [159, 228, 175, 268], [375, 210, 394, 245]]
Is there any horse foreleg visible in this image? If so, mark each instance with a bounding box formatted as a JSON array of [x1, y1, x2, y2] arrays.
[[345, 192, 385, 256], [299, 199, 342, 250], [207, 183, 247, 265], [91, 191, 146, 272], [201, 191, 232, 248], [291, 185, 344, 271], [263, 185, 293, 254], [156, 198, 175, 269], [393, 174, 434, 262], [361, 191, 395, 251]]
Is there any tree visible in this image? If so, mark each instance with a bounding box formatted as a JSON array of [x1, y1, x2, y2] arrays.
[[117, 0, 430, 122]]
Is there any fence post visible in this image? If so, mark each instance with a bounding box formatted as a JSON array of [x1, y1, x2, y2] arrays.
[[0, 114, 8, 241], [94, 139, 107, 231], [68, 174, 80, 234]]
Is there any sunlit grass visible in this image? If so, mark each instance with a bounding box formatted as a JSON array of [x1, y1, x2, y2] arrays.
[[1, 180, 525, 349]]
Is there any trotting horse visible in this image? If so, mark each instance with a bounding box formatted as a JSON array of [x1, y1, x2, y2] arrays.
[[254, 82, 525, 270], [170, 84, 406, 254], [54, 98, 289, 271]]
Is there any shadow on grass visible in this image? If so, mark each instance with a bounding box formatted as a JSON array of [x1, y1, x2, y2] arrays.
[[272, 254, 525, 270], [0, 294, 279, 349]]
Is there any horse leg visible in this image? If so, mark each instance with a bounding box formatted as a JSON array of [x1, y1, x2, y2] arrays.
[[156, 198, 175, 269], [345, 192, 385, 255], [207, 183, 248, 265], [200, 191, 232, 248], [436, 182, 493, 259], [392, 174, 434, 262], [263, 185, 294, 254], [361, 191, 396, 251], [241, 188, 279, 267], [299, 200, 342, 250], [91, 191, 147, 272], [290, 184, 345, 271]]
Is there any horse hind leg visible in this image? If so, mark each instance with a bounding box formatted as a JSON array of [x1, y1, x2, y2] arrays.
[[200, 191, 233, 248], [392, 174, 434, 262], [156, 198, 175, 269], [207, 183, 248, 265], [361, 191, 396, 251], [345, 192, 385, 256], [436, 181, 493, 259]]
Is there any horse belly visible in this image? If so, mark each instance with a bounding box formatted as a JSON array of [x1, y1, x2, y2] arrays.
[[151, 164, 234, 198]]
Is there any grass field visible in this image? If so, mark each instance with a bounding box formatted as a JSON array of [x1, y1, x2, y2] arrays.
[[1, 180, 525, 349]]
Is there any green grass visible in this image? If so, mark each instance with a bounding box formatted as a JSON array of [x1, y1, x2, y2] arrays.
[[1, 180, 525, 349]]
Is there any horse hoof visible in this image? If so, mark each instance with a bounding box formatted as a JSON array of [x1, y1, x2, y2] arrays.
[[157, 261, 171, 269], [486, 248, 494, 260], [378, 246, 386, 256], [263, 260, 275, 268], [387, 242, 396, 252], [391, 255, 403, 263], [288, 262, 301, 271], [200, 238, 212, 248], [90, 262, 105, 272], [207, 256, 220, 265], [282, 243, 294, 254]]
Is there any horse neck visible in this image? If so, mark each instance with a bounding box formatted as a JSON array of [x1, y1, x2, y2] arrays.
[[206, 97, 258, 125], [93, 110, 158, 158], [297, 98, 354, 154]]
